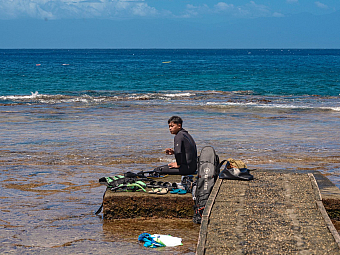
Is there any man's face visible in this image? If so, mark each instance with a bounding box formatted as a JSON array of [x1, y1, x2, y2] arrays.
[[168, 122, 182, 135]]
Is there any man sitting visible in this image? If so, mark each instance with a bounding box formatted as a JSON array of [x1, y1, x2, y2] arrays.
[[153, 116, 197, 175]]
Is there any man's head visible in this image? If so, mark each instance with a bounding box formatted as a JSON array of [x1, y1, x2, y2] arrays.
[[168, 116, 183, 135]]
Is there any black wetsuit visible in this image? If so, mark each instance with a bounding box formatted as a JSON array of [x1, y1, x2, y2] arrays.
[[154, 128, 197, 175]]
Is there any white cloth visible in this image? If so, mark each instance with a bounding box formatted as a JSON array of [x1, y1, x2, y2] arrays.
[[151, 234, 183, 247]]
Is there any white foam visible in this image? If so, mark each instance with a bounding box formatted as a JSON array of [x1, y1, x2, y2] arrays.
[[320, 106, 340, 111], [0, 92, 103, 104], [164, 92, 194, 97], [206, 102, 257, 106], [206, 101, 340, 111], [128, 94, 151, 100], [0, 91, 40, 100], [207, 101, 303, 109]]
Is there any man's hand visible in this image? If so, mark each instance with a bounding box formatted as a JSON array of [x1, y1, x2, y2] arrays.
[[165, 148, 174, 155], [168, 162, 180, 168]]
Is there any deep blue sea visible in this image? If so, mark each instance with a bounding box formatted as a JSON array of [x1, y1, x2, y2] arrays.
[[1, 49, 340, 254], [2, 49, 340, 95]]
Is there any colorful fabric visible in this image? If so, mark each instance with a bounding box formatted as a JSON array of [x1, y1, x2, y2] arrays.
[[138, 233, 183, 248], [138, 233, 165, 248]]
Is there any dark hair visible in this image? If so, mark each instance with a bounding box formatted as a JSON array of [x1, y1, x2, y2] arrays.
[[168, 116, 183, 125]]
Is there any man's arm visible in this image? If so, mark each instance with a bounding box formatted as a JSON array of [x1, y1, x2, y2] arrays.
[[166, 148, 180, 168], [171, 131, 183, 168]]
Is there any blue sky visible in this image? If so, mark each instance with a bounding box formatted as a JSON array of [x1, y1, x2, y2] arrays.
[[0, 0, 340, 48]]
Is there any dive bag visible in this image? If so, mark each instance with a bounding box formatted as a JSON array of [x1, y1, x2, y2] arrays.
[[193, 146, 225, 224]]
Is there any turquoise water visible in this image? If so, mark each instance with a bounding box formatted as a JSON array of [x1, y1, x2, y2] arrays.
[[1, 49, 340, 96], [1, 49, 340, 254]]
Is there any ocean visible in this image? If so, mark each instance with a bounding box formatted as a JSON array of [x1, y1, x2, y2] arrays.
[[1, 49, 340, 254]]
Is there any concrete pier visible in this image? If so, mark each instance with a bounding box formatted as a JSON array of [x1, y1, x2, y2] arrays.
[[196, 170, 340, 254]]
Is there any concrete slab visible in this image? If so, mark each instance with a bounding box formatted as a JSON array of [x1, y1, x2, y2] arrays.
[[196, 170, 340, 255], [102, 175, 194, 219]]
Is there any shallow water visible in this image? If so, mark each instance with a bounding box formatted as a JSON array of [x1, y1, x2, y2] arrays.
[[1, 99, 339, 253]]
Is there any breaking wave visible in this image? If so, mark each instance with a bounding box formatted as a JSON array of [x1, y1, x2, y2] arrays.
[[205, 101, 340, 112], [1, 91, 339, 112]]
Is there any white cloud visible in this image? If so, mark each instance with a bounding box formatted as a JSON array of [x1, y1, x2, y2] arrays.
[[244, 1, 271, 17], [131, 2, 157, 16], [0, 0, 292, 20], [182, 1, 278, 19], [315, 1, 328, 9], [0, 0, 158, 19], [181, 3, 209, 18], [214, 2, 234, 12], [273, 12, 284, 17]]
